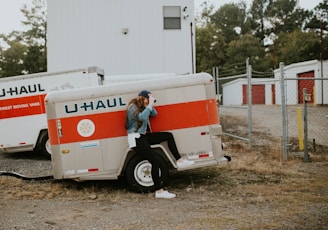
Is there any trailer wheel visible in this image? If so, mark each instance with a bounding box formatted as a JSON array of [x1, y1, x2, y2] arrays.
[[37, 131, 51, 160], [125, 154, 169, 193]]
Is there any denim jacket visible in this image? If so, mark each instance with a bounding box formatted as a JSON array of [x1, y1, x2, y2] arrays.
[[126, 103, 157, 135]]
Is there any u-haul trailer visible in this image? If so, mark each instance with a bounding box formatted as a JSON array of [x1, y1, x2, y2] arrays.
[[0, 67, 104, 158], [45, 73, 228, 192]]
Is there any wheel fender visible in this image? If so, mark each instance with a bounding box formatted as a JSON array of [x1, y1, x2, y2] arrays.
[[120, 144, 176, 176]]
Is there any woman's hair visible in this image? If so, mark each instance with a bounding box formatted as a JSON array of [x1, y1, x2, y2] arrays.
[[124, 96, 147, 129], [129, 96, 146, 111]]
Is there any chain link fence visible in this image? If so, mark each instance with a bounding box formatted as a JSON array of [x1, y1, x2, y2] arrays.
[[216, 60, 328, 161]]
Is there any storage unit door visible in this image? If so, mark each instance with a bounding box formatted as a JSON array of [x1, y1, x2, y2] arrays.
[[243, 84, 265, 104]]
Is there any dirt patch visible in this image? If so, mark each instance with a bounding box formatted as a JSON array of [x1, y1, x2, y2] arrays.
[[0, 115, 327, 229]]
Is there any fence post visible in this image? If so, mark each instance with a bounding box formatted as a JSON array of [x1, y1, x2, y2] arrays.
[[247, 58, 252, 149], [216, 67, 219, 97], [280, 62, 288, 161], [303, 88, 309, 162], [212, 66, 219, 95], [212, 67, 216, 94]]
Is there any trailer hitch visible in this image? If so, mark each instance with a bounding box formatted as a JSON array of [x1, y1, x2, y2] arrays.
[[0, 171, 53, 180]]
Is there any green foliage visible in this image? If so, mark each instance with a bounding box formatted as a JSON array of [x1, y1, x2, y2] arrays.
[[0, 32, 27, 77], [196, 24, 227, 74], [225, 34, 267, 72], [21, 0, 47, 74], [249, 0, 270, 39], [266, 0, 309, 33], [195, 0, 327, 75], [0, 0, 46, 78], [275, 30, 321, 65], [211, 2, 251, 42]]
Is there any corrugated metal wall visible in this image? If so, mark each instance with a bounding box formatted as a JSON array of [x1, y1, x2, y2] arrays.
[[47, 0, 195, 75]]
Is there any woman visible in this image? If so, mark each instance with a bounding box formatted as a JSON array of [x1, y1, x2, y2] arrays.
[[125, 90, 194, 199]]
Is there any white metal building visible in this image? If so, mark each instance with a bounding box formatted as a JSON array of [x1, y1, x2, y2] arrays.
[[274, 60, 328, 105], [222, 78, 275, 106], [47, 0, 195, 75], [222, 60, 328, 106]]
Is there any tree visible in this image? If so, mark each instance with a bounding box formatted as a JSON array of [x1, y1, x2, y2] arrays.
[[195, 0, 216, 27], [306, 1, 328, 35], [196, 24, 227, 73], [224, 34, 267, 73], [195, 0, 327, 74], [21, 0, 47, 73], [0, 0, 47, 77], [274, 30, 320, 65], [249, 0, 270, 40], [210, 2, 251, 43], [266, 0, 310, 34], [0, 32, 27, 77]]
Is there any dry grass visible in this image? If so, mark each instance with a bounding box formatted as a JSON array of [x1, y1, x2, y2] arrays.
[[1, 151, 327, 229], [169, 135, 328, 229], [1, 118, 327, 229], [1, 137, 327, 202]]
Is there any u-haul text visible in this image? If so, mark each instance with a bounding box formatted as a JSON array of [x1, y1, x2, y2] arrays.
[[65, 97, 126, 114], [1, 84, 45, 98]]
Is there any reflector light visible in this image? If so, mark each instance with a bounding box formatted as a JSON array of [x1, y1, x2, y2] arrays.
[[200, 132, 209, 135], [19, 142, 26, 145], [88, 168, 99, 172], [188, 151, 213, 160], [77, 168, 99, 173], [62, 149, 70, 154], [199, 153, 209, 158]]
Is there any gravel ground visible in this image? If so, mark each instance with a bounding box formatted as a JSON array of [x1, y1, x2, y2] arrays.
[[0, 106, 327, 230], [1, 151, 327, 230], [219, 105, 328, 146]]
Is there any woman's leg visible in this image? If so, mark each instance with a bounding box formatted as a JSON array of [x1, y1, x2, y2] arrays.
[[135, 135, 163, 190], [146, 132, 181, 160]]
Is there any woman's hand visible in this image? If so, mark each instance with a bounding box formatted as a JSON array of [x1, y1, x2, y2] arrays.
[[148, 95, 156, 106]]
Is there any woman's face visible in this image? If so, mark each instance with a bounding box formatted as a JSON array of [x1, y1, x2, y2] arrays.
[[143, 97, 149, 106]]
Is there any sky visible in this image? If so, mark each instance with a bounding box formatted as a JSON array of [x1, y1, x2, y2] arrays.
[[0, 0, 322, 35]]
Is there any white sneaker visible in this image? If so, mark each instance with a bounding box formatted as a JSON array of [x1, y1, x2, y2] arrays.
[[177, 159, 195, 168], [155, 190, 176, 199]]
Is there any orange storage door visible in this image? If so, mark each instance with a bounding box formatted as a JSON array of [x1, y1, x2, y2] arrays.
[[298, 71, 314, 104], [243, 84, 265, 104]]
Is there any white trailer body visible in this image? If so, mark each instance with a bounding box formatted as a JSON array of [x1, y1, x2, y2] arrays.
[[45, 73, 227, 192], [47, 0, 195, 75], [0, 67, 104, 158]]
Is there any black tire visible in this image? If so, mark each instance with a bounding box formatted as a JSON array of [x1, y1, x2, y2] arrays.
[[125, 154, 169, 193], [36, 131, 51, 160]]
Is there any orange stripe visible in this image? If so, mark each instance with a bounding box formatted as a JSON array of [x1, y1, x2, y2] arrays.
[[0, 94, 46, 119], [47, 118, 60, 146], [48, 99, 219, 145], [48, 110, 126, 145], [151, 99, 218, 131], [208, 99, 220, 124]]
